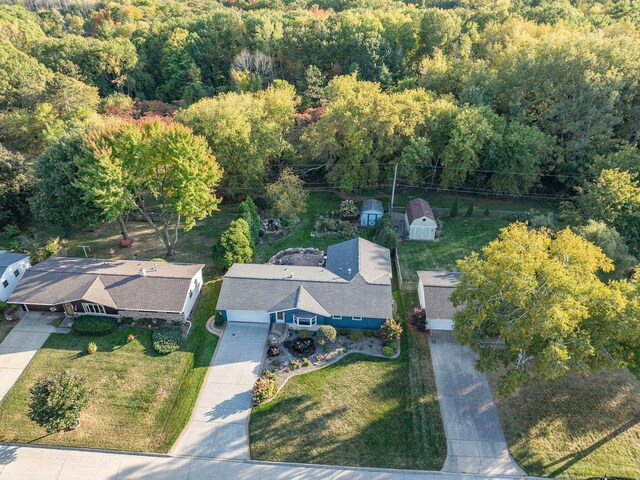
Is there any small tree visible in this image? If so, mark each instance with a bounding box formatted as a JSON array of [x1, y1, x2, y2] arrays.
[[215, 218, 253, 269], [238, 196, 260, 244], [374, 224, 398, 250], [380, 318, 403, 343], [267, 168, 308, 225], [450, 197, 459, 218], [465, 203, 474, 217], [316, 325, 337, 345], [28, 370, 91, 433], [484, 207, 490, 216], [409, 307, 427, 330], [339, 199, 359, 220]]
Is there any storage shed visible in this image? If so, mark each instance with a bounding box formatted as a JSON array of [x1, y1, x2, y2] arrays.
[[360, 199, 384, 227], [404, 198, 437, 240]]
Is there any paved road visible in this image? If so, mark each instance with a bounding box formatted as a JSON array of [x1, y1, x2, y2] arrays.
[[171, 322, 270, 459], [429, 331, 523, 475], [0, 443, 536, 480], [0, 312, 58, 402]]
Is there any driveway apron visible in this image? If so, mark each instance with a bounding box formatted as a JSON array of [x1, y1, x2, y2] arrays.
[[172, 322, 269, 459], [429, 331, 524, 475], [0, 312, 58, 402]]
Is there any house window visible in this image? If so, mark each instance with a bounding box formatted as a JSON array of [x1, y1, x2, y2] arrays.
[[276, 312, 285, 321], [82, 303, 106, 314], [2, 280, 8, 288], [194, 278, 200, 288], [189, 290, 193, 299], [352, 316, 362, 321], [293, 315, 317, 327], [332, 315, 342, 320], [13, 269, 19, 277]]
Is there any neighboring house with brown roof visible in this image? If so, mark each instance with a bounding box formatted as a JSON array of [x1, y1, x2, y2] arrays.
[[404, 198, 437, 240], [417, 271, 462, 330], [8, 257, 204, 322], [216, 237, 393, 329]]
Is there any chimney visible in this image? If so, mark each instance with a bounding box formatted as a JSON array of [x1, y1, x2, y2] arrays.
[[139, 268, 146, 277]]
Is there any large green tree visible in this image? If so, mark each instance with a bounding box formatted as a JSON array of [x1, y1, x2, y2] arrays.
[[0, 144, 32, 226], [215, 218, 253, 269], [77, 119, 223, 256], [452, 222, 638, 393], [266, 168, 308, 225]]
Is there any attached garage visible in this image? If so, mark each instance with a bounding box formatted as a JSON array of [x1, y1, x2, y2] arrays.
[[224, 310, 271, 324], [417, 271, 461, 331], [404, 198, 437, 241]]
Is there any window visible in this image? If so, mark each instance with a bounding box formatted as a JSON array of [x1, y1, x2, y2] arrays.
[[332, 315, 342, 320], [82, 303, 106, 314], [2, 280, 8, 288], [293, 315, 317, 327], [352, 316, 362, 321], [194, 278, 200, 288], [13, 269, 19, 277], [189, 290, 193, 299], [276, 312, 285, 321]]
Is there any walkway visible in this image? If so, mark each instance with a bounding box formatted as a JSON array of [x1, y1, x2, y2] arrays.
[[429, 331, 524, 476], [0, 312, 58, 402], [172, 322, 270, 459]]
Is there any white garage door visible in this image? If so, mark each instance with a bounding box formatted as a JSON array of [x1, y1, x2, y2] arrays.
[[428, 319, 453, 331], [226, 310, 271, 324]]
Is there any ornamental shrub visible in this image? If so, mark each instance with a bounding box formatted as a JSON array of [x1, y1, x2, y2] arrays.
[[338, 328, 351, 336], [86, 342, 97, 354], [252, 375, 278, 403], [466, 203, 474, 217], [409, 307, 427, 330], [28, 370, 91, 433], [72, 316, 118, 336], [239, 196, 260, 244], [380, 318, 403, 343], [214, 218, 253, 269], [339, 199, 359, 220], [214, 312, 225, 327], [450, 197, 459, 218], [349, 330, 362, 342], [152, 328, 183, 354], [382, 345, 394, 357], [374, 224, 398, 250], [316, 325, 337, 345], [298, 329, 311, 339]]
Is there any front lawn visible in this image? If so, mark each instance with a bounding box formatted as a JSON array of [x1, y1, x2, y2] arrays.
[[397, 216, 511, 284], [0, 280, 221, 452], [249, 288, 446, 469], [490, 369, 640, 478]]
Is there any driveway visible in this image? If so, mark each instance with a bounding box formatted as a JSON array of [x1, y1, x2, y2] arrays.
[[0, 312, 59, 402], [172, 322, 269, 459], [429, 331, 524, 475]]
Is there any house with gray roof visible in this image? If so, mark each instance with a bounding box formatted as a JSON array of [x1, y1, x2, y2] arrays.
[[217, 238, 393, 329], [0, 251, 30, 302], [417, 271, 462, 330], [8, 257, 204, 322]]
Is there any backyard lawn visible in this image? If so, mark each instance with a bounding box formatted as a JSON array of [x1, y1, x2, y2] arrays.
[[397, 216, 511, 284], [0, 280, 221, 452], [490, 370, 640, 478], [249, 287, 447, 469]]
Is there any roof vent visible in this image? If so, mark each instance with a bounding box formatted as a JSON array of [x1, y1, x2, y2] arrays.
[[139, 268, 146, 277], [289, 272, 294, 279], [154, 263, 158, 271], [347, 268, 352, 275]]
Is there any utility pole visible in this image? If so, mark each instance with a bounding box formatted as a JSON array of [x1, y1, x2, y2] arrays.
[[390, 163, 398, 213]]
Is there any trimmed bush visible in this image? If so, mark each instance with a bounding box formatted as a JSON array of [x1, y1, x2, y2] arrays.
[[298, 329, 311, 339], [152, 328, 183, 354], [252, 375, 278, 403], [72, 316, 118, 336], [316, 325, 337, 345], [349, 330, 362, 342], [450, 197, 459, 218], [409, 307, 426, 330], [86, 342, 97, 354], [214, 312, 225, 327], [338, 328, 351, 336], [363, 329, 375, 337], [382, 345, 395, 357], [380, 318, 403, 343], [466, 203, 474, 217]]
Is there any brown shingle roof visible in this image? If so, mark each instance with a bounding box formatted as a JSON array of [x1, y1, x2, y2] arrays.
[[406, 198, 435, 224]]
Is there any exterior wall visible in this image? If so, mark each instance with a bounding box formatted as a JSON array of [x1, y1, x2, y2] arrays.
[[0, 258, 30, 302], [427, 318, 454, 331], [359, 210, 383, 227], [274, 308, 385, 330], [408, 217, 437, 241], [119, 309, 183, 323], [418, 279, 426, 309], [181, 270, 203, 321]]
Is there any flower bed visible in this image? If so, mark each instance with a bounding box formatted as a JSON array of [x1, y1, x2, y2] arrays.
[[311, 212, 358, 238], [260, 327, 400, 398], [268, 247, 325, 266]]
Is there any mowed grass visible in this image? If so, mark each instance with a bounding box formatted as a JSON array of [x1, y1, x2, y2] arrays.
[[0, 280, 221, 452], [249, 286, 446, 469], [397, 216, 511, 284], [490, 370, 640, 478]]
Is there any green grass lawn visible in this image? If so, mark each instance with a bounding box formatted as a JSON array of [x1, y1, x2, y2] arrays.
[[0, 280, 221, 452], [490, 370, 640, 478], [0, 318, 15, 343], [397, 216, 511, 284], [249, 286, 446, 469]]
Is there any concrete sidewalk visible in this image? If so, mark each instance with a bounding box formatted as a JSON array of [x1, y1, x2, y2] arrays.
[[0, 312, 59, 402], [171, 322, 269, 459], [429, 331, 524, 476]]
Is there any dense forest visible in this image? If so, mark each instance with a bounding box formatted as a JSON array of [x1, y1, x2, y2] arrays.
[[0, 0, 639, 258]]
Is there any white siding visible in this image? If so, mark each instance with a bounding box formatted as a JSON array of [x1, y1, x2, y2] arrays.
[[0, 258, 30, 302], [418, 278, 426, 309], [226, 310, 271, 324], [181, 270, 203, 321], [408, 216, 437, 241]]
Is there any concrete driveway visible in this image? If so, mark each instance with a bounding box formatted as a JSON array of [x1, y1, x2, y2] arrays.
[[429, 331, 524, 475], [172, 322, 269, 459], [0, 312, 59, 402]]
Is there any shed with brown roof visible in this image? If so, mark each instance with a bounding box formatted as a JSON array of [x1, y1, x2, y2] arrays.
[[404, 198, 437, 240]]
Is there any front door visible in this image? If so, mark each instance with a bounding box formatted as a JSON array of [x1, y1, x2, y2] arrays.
[[63, 303, 74, 316], [368, 214, 378, 226]]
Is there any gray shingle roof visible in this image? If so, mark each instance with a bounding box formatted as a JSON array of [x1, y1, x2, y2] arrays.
[[418, 271, 462, 320], [406, 198, 436, 224], [8, 257, 203, 313], [0, 251, 29, 269], [361, 198, 383, 213], [217, 238, 393, 319]]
